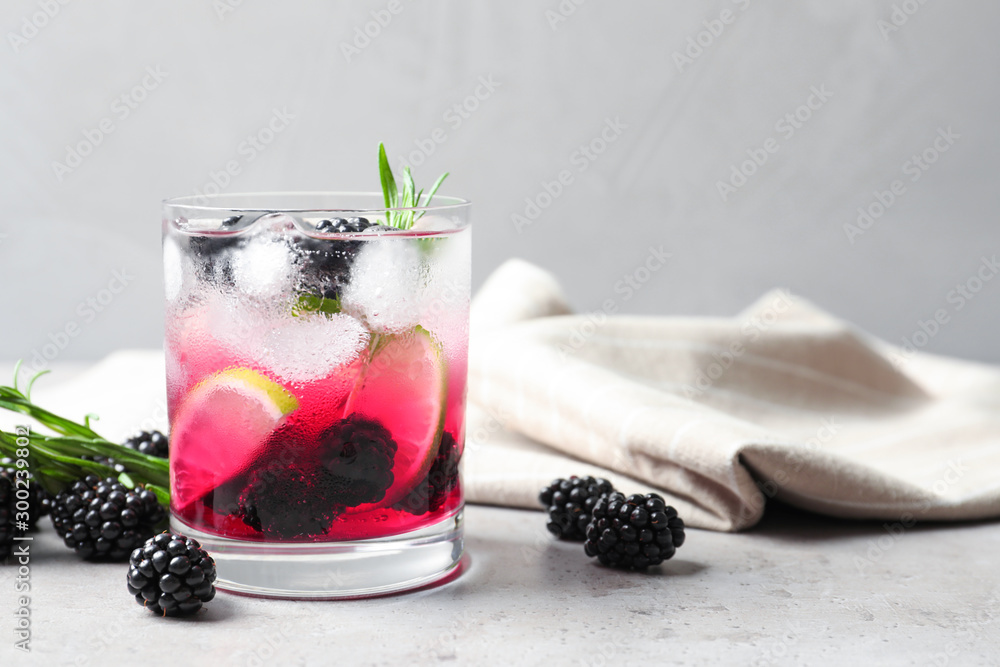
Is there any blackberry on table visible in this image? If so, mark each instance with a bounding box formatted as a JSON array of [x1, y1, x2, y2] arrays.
[[128, 532, 217, 616], [539, 476, 616, 540], [0, 468, 52, 544], [123, 430, 169, 459], [0, 470, 26, 559], [583, 492, 686, 570], [318, 415, 398, 507], [235, 463, 342, 540], [395, 432, 461, 515], [50, 475, 167, 561], [79, 455, 126, 474]]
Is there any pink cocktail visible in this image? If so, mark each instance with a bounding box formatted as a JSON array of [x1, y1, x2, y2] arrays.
[[162, 192, 470, 598]]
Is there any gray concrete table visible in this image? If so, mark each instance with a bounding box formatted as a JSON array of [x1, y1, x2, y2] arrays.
[[2, 502, 998, 666]]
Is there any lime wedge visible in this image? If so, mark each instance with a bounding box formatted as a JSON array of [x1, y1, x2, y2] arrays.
[[344, 326, 447, 511], [170, 367, 298, 511]]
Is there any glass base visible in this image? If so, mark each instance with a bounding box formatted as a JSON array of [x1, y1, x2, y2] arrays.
[[171, 509, 464, 599]]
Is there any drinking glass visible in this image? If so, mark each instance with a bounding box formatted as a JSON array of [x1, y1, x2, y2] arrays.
[[161, 192, 470, 598]]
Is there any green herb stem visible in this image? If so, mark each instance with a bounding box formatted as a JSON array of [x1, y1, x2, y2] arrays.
[[377, 142, 449, 229], [0, 371, 171, 505]]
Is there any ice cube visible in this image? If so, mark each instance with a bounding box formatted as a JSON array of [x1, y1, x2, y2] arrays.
[[359, 223, 399, 235], [256, 312, 370, 383], [210, 290, 268, 356], [340, 237, 424, 333], [164, 341, 187, 405], [163, 236, 184, 302], [420, 226, 471, 365], [409, 214, 460, 232], [231, 215, 300, 299]]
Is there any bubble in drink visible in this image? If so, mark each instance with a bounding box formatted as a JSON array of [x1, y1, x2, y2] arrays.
[[165, 211, 470, 543], [163, 236, 185, 302], [257, 312, 369, 384], [231, 226, 298, 298], [340, 237, 424, 333]]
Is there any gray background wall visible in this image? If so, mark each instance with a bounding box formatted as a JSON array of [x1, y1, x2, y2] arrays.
[[2, 0, 998, 365]]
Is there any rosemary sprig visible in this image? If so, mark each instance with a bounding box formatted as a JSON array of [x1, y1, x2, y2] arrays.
[[0, 365, 170, 507], [377, 143, 449, 230]]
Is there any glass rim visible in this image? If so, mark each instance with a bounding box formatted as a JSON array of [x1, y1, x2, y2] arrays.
[[162, 191, 471, 215]]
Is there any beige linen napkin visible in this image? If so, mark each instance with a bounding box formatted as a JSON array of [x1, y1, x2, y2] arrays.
[[463, 259, 1000, 531], [8, 259, 999, 533]]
